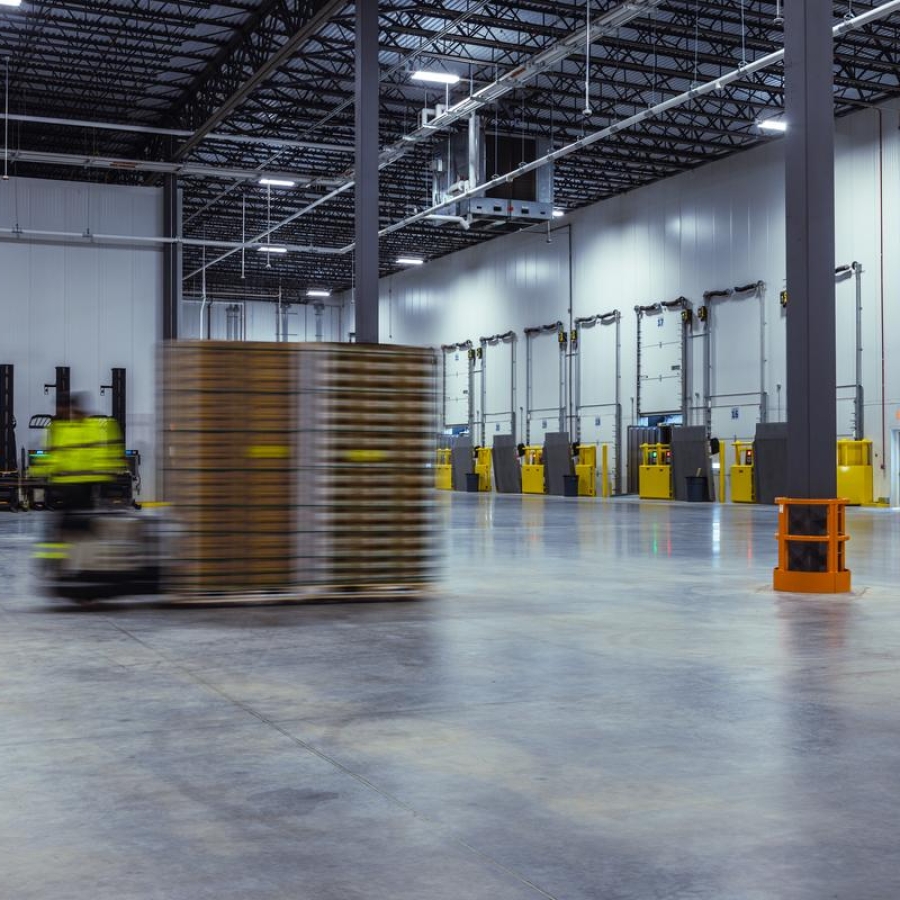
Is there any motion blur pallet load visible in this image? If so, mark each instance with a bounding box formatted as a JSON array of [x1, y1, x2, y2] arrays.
[[161, 341, 438, 604]]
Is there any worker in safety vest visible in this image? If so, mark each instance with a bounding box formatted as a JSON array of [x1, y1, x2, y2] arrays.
[[44, 393, 125, 515]]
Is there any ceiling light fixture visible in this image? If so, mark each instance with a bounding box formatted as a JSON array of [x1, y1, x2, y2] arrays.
[[410, 70, 460, 85], [758, 118, 787, 133], [0, 1, 23, 7], [552, 209, 565, 218], [258, 177, 296, 187], [397, 256, 424, 266], [306, 289, 331, 298], [257, 245, 287, 254]]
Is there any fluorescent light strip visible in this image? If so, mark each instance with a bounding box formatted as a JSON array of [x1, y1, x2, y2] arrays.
[[0, 1, 23, 7], [397, 257, 424, 266], [258, 178, 296, 187], [306, 289, 331, 298], [552, 209, 565, 218], [257, 245, 287, 254], [411, 70, 460, 85], [758, 118, 787, 133]]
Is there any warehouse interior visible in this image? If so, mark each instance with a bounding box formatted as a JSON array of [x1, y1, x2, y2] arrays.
[[4, 1, 900, 897]]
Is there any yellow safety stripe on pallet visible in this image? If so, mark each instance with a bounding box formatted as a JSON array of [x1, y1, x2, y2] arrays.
[[344, 450, 388, 463], [246, 445, 290, 459]]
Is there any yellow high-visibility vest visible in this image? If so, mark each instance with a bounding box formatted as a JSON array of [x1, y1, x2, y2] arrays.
[[44, 417, 126, 484]]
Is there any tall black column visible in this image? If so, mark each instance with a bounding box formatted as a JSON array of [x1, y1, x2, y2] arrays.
[[354, 0, 380, 344], [162, 174, 181, 341], [784, 0, 836, 498]]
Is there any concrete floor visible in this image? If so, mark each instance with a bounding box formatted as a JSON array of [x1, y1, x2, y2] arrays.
[[3, 496, 900, 899]]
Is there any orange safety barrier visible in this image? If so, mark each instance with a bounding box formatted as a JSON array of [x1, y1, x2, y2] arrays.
[[773, 498, 851, 593]]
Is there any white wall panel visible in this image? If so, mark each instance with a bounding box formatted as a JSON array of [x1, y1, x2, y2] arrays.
[[0, 177, 162, 498]]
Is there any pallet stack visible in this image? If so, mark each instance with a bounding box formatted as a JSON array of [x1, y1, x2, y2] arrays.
[[295, 344, 438, 591], [161, 341, 437, 601]]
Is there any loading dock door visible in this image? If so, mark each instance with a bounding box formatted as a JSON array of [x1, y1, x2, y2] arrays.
[[835, 267, 861, 438], [638, 307, 684, 417], [526, 327, 564, 443], [480, 335, 516, 444], [442, 345, 471, 430], [707, 286, 765, 440], [575, 313, 621, 491]]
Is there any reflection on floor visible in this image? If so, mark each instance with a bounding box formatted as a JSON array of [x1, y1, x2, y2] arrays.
[[2, 496, 900, 899]]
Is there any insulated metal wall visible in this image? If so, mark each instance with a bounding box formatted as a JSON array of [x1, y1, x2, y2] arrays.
[[0, 176, 162, 498], [367, 103, 897, 497]]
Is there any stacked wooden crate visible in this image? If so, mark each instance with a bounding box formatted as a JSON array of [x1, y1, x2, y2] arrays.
[[161, 341, 436, 601]]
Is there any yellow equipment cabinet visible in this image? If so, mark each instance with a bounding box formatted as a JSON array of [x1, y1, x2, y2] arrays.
[[837, 439, 873, 505], [474, 447, 492, 492], [435, 448, 452, 490], [522, 445, 546, 494], [575, 444, 597, 497], [639, 443, 672, 499], [731, 441, 755, 503]]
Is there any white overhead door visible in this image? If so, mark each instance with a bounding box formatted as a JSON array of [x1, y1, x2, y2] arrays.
[[708, 288, 765, 441], [442, 347, 470, 429], [576, 318, 619, 447], [526, 329, 564, 441], [835, 269, 860, 438], [638, 309, 683, 416], [481, 338, 516, 442]]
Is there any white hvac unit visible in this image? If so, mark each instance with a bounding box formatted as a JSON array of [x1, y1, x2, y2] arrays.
[[430, 116, 553, 225]]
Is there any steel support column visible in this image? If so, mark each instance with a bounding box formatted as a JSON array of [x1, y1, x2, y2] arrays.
[[785, 0, 836, 498], [354, 0, 380, 344], [162, 175, 181, 341]]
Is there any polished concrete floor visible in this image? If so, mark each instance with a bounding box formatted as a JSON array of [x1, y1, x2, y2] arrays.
[[3, 496, 900, 899]]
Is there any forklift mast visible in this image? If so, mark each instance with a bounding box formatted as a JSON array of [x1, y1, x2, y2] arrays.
[[0, 364, 15, 473], [102, 367, 127, 444]]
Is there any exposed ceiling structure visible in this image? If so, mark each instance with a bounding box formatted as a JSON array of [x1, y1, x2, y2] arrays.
[[1, 0, 900, 302]]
